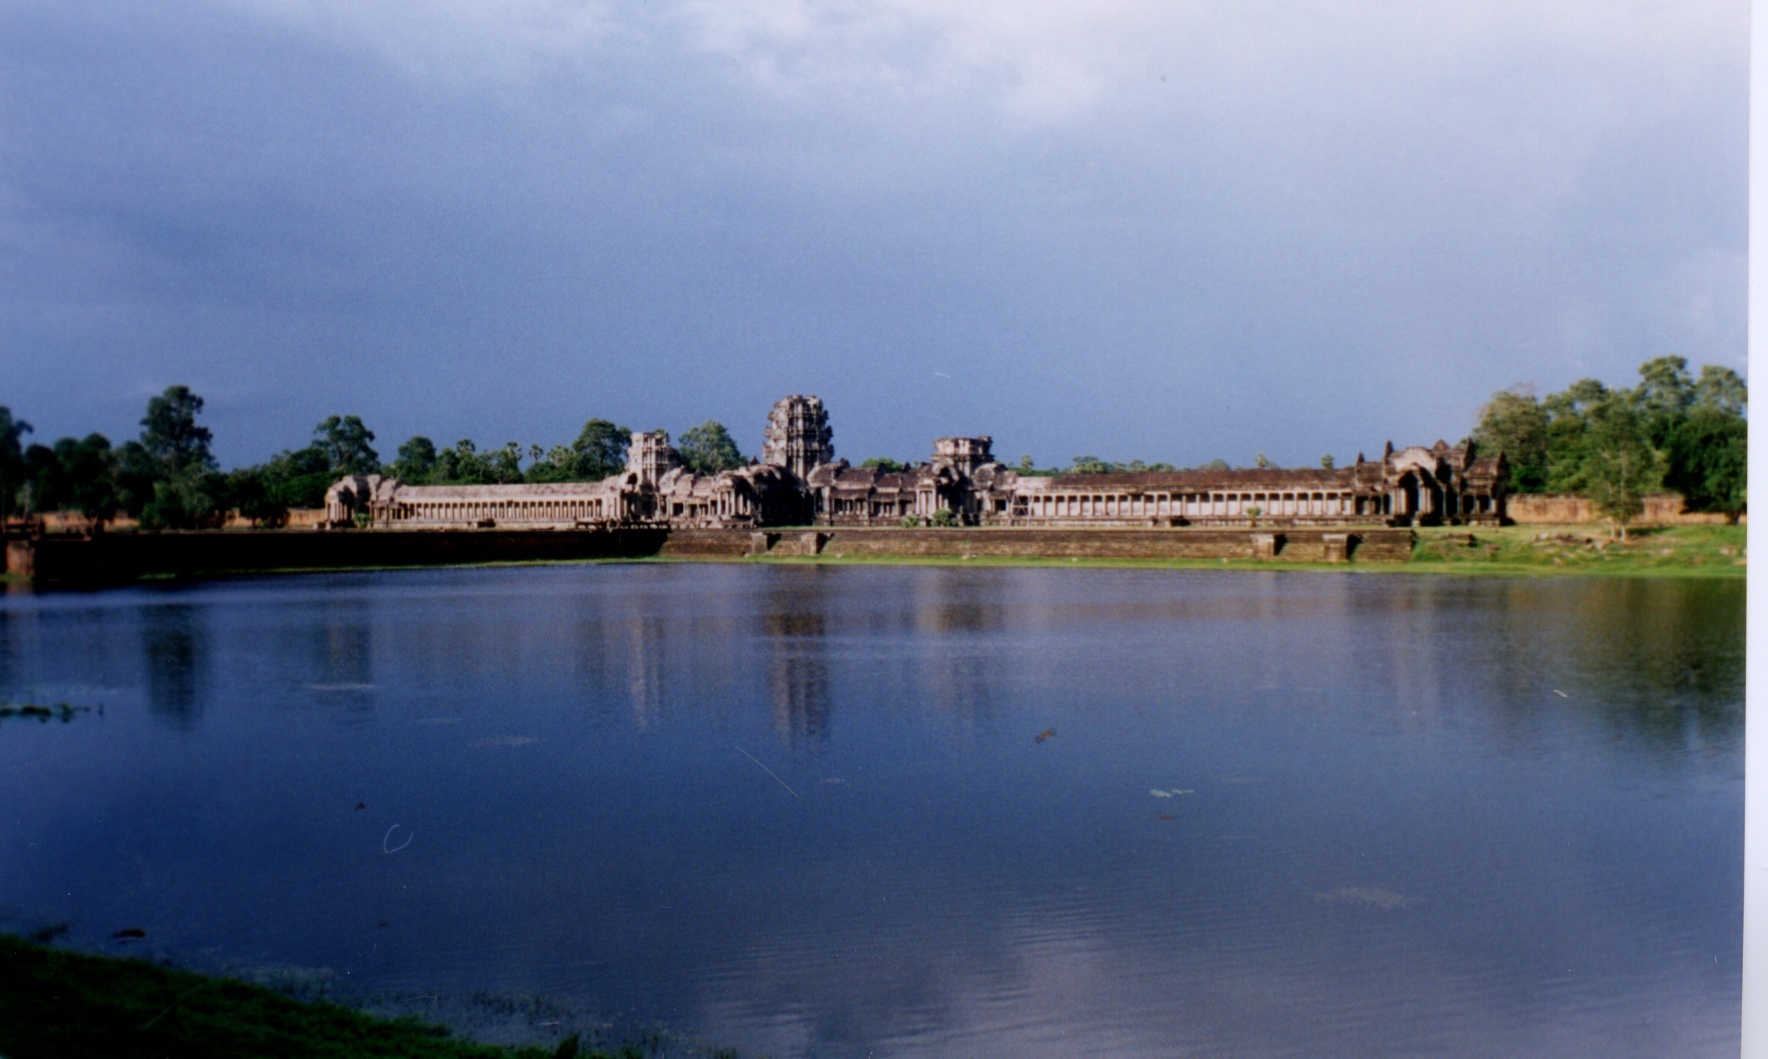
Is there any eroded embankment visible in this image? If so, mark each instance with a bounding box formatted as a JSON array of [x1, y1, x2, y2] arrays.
[[702, 526, 1414, 563], [7, 527, 668, 584], [7, 526, 1414, 584]]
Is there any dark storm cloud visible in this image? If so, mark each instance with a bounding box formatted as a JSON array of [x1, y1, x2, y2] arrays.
[[0, 0, 1745, 468]]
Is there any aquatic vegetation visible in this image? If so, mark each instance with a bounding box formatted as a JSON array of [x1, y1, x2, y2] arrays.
[[0, 702, 93, 725], [0, 933, 607, 1058]]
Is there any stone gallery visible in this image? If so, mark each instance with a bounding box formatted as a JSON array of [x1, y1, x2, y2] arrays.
[[325, 396, 1508, 530]]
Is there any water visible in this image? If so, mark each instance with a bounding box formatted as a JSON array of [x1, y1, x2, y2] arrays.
[[0, 564, 1743, 1057]]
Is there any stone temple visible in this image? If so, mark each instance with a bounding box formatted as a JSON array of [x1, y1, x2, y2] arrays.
[[326, 395, 1508, 529]]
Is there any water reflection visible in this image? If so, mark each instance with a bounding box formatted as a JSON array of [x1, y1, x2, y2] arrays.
[[763, 574, 830, 744], [0, 566, 1741, 1059], [141, 604, 207, 730], [1468, 579, 1744, 761], [911, 569, 1005, 635], [305, 600, 376, 717], [0, 608, 20, 690], [625, 613, 667, 730]]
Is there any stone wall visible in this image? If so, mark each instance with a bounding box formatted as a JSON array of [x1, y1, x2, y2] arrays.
[[658, 528, 755, 558], [10, 528, 669, 584], [6, 525, 1415, 585], [33, 507, 329, 533], [763, 527, 1414, 563]]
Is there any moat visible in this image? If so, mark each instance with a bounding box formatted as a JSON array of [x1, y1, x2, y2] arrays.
[[0, 564, 1743, 1057]]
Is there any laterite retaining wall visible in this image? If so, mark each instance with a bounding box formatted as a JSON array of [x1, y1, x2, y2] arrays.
[[7, 525, 1412, 585]]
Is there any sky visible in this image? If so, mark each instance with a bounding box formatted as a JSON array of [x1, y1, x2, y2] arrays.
[[0, 0, 1748, 470]]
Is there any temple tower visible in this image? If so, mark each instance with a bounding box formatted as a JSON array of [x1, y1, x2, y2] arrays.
[[762, 395, 834, 480], [625, 430, 679, 488], [932, 436, 993, 479]]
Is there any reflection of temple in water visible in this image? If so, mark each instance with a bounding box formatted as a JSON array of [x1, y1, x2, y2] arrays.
[[764, 591, 830, 745], [908, 574, 1003, 729], [314, 605, 372, 683], [308, 600, 376, 717], [625, 614, 666, 731], [143, 604, 207, 730]]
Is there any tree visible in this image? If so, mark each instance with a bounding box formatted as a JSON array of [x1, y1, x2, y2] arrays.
[[1320, 454, 1336, 470], [140, 465, 231, 530], [20, 443, 62, 515], [227, 468, 288, 527], [255, 445, 333, 508], [570, 420, 631, 481], [861, 457, 905, 473], [1254, 453, 1275, 469], [114, 441, 160, 518], [1540, 379, 1612, 493], [1631, 356, 1695, 446], [1471, 386, 1551, 492], [1665, 408, 1747, 520], [393, 436, 438, 480], [1693, 365, 1747, 417], [524, 444, 578, 484], [314, 415, 379, 476], [678, 421, 745, 475], [18, 434, 120, 523], [432, 440, 492, 485], [486, 442, 524, 484], [61, 434, 121, 523], [1564, 397, 1661, 539], [0, 407, 33, 519], [140, 385, 214, 473]]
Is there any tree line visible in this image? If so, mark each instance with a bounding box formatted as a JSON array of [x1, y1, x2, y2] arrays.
[[2, 361, 1744, 531], [0, 387, 749, 529], [1471, 357, 1746, 527]]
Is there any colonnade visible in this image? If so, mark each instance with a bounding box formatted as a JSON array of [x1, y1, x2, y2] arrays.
[[354, 482, 769, 528], [384, 496, 609, 524], [713, 489, 754, 519], [1013, 490, 1361, 521]]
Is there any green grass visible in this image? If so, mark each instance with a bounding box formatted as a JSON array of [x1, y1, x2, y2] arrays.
[[1405, 523, 1746, 577], [722, 552, 1364, 572], [16, 525, 1747, 586], [0, 934, 625, 1059]]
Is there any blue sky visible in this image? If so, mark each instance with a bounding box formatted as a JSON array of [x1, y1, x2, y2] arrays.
[[0, 0, 1747, 470]]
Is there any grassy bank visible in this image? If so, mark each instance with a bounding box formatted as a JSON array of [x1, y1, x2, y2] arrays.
[[1405, 524, 1746, 576], [8, 526, 1746, 587], [0, 934, 620, 1059], [724, 524, 1746, 577]]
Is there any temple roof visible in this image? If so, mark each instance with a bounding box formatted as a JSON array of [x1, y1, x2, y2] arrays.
[[1030, 468, 1356, 491], [382, 480, 611, 500]]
